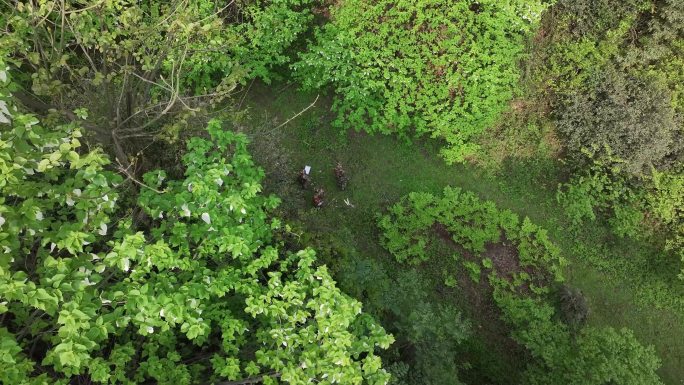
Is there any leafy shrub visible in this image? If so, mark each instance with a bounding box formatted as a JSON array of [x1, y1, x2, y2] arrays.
[[385, 270, 470, 385], [557, 153, 684, 276], [558, 285, 589, 328], [294, 0, 547, 163], [0, 0, 317, 161], [496, 292, 662, 385], [550, 0, 649, 38], [464, 261, 482, 283], [379, 187, 566, 283], [556, 66, 682, 174], [0, 67, 392, 384], [534, 0, 684, 175], [557, 150, 647, 237]]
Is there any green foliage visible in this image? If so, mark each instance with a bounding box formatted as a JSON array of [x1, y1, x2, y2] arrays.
[[0, 66, 392, 383], [557, 152, 684, 275], [496, 293, 662, 385], [556, 66, 682, 174], [534, 0, 684, 174], [463, 261, 482, 283], [379, 187, 566, 283], [385, 270, 470, 385], [0, 0, 316, 157], [556, 151, 646, 238], [380, 185, 662, 384], [294, 0, 547, 163]]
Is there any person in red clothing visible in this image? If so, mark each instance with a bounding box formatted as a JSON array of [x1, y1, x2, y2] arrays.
[[312, 188, 325, 207]]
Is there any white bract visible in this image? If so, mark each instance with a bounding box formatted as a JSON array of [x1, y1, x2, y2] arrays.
[[201, 212, 211, 224]]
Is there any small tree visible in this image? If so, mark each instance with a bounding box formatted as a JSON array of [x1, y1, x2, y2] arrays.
[[556, 66, 682, 174]]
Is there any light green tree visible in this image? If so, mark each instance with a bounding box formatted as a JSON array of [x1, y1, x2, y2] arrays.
[[0, 65, 392, 384]]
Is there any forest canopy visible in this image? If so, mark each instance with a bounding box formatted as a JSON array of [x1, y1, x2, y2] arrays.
[[0, 0, 682, 384]]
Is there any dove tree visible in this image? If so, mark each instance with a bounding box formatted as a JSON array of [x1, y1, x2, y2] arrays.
[[0, 65, 392, 385]]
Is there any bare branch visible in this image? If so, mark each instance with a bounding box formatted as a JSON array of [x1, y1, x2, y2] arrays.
[[264, 95, 320, 135], [115, 158, 165, 194]]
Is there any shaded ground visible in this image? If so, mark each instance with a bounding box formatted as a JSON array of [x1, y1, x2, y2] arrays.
[[431, 223, 529, 382], [238, 81, 684, 384]]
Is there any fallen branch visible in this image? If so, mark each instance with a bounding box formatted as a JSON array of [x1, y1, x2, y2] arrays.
[[265, 94, 319, 134]]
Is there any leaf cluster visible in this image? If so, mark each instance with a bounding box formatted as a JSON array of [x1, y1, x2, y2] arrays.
[[294, 0, 547, 163]]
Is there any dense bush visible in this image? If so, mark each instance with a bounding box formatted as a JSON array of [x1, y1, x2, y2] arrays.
[[556, 66, 682, 174], [294, 0, 547, 163], [497, 293, 662, 385], [378, 187, 566, 283], [535, 0, 683, 173], [385, 270, 470, 385], [0, 68, 392, 384], [546, 0, 684, 281], [557, 151, 684, 277]]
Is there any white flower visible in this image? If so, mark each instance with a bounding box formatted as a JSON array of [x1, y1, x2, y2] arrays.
[[102, 194, 109, 202], [158, 211, 164, 219], [66, 196, 75, 206], [146, 326, 154, 334], [0, 215, 5, 227], [181, 204, 191, 217], [187, 183, 193, 192], [122, 259, 130, 272], [240, 208, 246, 215], [73, 188, 82, 197], [35, 211, 43, 221], [215, 178, 223, 186], [50, 243, 56, 252], [0, 100, 10, 124], [159, 309, 165, 317], [201, 213, 211, 224], [98, 223, 107, 236]]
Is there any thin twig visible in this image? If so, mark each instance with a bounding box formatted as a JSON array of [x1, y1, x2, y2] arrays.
[[115, 159, 165, 194], [237, 78, 255, 110], [265, 95, 319, 134]]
